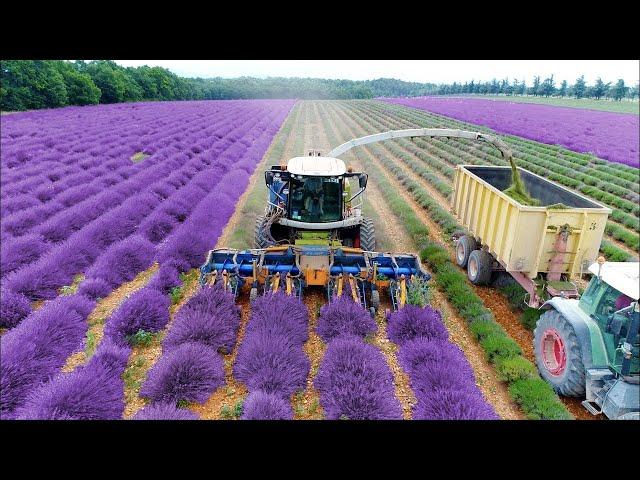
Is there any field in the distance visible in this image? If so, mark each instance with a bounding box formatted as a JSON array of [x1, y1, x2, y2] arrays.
[[452, 95, 640, 115]]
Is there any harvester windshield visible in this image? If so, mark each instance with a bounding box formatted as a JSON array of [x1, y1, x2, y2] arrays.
[[289, 176, 341, 223]]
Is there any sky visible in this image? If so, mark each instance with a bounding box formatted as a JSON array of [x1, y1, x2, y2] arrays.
[[113, 60, 639, 85]]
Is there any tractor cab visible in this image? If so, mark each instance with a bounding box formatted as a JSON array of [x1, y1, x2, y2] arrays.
[[579, 261, 639, 378], [265, 154, 367, 224]]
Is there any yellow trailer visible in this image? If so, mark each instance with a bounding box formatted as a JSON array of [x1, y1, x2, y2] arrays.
[[451, 165, 611, 307]]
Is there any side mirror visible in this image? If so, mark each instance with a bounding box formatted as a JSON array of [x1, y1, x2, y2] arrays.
[[265, 171, 274, 186], [358, 174, 368, 189]]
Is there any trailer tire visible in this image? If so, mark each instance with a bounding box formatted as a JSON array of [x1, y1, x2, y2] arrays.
[[467, 250, 493, 285], [254, 215, 274, 249], [534, 309, 586, 397], [456, 235, 477, 268], [360, 218, 376, 251]]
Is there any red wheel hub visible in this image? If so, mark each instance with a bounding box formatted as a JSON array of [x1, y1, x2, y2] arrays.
[[541, 329, 567, 376]]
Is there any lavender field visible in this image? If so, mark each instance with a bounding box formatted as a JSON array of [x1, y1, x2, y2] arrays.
[[0, 99, 294, 419], [381, 96, 639, 168]]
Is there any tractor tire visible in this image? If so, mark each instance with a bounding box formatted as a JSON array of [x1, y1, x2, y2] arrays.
[[360, 218, 376, 251], [467, 249, 493, 285], [254, 214, 274, 249], [533, 309, 586, 397], [455, 235, 477, 268]]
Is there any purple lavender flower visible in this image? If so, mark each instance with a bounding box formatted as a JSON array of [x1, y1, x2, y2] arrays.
[[132, 402, 200, 420], [245, 291, 309, 344], [241, 390, 293, 420], [233, 331, 309, 398], [139, 342, 225, 404], [14, 339, 130, 420], [316, 294, 376, 342], [314, 335, 402, 420], [386, 305, 448, 345], [0, 289, 32, 329], [104, 287, 170, 346], [412, 388, 499, 420]]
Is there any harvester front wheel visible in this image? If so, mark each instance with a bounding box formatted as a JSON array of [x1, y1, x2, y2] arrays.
[[533, 309, 586, 397], [467, 250, 493, 285], [456, 235, 477, 268], [360, 218, 376, 251], [254, 214, 274, 249]]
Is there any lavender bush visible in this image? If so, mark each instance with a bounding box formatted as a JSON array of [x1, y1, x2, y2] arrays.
[[412, 388, 499, 420], [0, 289, 32, 329], [104, 287, 170, 346], [77, 277, 113, 301], [386, 305, 448, 345], [314, 335, 402, 420], [245, 291, 309, 344], [85, 235, 156, 288], [132, 402, 200, 420], [139, 342, 225, 404], [145, 263, 182, 295], [316, 295, 377, 342], [241, 390, 293, 420], [233, 331, 309, 398], [15, 339, 130, 420], [0, 294, 90, 417], [163, 297, 241, 354]]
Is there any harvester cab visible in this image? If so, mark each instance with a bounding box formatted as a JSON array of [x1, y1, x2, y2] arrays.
[[535, 259, 640, 420], [258, 153, 372, 250]]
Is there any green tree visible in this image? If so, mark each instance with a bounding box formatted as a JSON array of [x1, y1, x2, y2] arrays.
[[539, 75, 555, 97], [52, 61, 101, 105], [610, 79, 627, 101], [528, 76, 541, 96], [591, 77, 610, 100], [558, 79, 568, 97], [85, 61, 126, 103], [0, 60, 68, 111], [573, 75, 586, 99]]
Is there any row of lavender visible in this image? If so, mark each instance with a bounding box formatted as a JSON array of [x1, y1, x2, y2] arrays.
[[1, 100, 295, 330], [380, 96, 639, 168], [315, 293, 497, 420]]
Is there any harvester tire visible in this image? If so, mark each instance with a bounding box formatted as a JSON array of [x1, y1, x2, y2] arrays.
[[456, 235, 477, 268], [254, 215, 274, 249], [467, 250, 493, 285], [360, 218, 376, 251], [534, 309, 586, 397]]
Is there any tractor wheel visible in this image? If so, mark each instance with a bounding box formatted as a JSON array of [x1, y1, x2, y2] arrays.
[[254, 214, 274, 249], [360, 218, 376, 251], [455, 235, 477, 268], [533, 309, 586, 397], [467, 250, 493, 285]]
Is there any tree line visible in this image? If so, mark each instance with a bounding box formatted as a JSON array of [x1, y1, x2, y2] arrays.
[[433, 75, 639, 101], [1, 60, 638, 112]]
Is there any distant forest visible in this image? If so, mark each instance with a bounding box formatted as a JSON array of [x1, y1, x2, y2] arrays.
[[1, 60, 638, 111]]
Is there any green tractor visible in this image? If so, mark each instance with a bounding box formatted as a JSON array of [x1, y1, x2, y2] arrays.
[[535, 258, 639, 420]]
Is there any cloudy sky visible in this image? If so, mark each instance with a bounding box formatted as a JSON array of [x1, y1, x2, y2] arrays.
[[114, 60, 639, 85]]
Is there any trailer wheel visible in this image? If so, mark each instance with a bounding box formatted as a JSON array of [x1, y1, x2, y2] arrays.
[[360, 218, 376, 251], [467, 250, 493, 285], [456, 235, 477, 268], [533, 309, 586, 397], [254, 215, 274, 249]]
